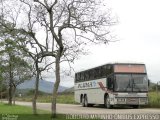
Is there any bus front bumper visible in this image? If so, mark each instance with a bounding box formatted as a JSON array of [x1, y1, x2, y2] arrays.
[[114, 97, 148, 105]]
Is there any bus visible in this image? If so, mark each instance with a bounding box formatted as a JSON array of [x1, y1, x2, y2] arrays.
[[74, 63, 149, 108]]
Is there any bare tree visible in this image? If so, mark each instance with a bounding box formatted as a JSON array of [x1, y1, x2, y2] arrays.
[[0, 0, 116, 117], [17, 38, 54, 114]]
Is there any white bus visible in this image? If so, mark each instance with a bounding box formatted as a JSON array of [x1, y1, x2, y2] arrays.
[[74, 63, 149, 108]]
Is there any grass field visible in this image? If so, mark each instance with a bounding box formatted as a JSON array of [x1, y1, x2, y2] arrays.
[[0, 103, 54, 120], [0, 103, 99, 120]]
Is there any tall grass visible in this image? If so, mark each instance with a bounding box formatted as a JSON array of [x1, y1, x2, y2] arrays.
[[16, 93, 75, 104], [37, 93, 75, 104], [148, 92, 160, 108]]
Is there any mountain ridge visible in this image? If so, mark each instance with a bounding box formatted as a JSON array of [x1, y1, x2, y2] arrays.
[[17, 79, 68, 93]]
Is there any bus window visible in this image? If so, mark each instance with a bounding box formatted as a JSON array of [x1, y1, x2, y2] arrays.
[[85, 71, 89, 81], [80, 73, 84, 81], [107, 76, 113, 89]]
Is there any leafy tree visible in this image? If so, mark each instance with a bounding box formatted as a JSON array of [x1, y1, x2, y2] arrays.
[[0, 38, 32, 105], [0, 17, 54, 114]]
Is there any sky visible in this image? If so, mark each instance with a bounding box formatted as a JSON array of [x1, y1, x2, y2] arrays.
[[47, 0, 160, 87]]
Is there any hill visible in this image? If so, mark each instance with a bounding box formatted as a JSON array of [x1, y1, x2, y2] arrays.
[[62, 86, 74, 94], [17, 79, 68, 93]]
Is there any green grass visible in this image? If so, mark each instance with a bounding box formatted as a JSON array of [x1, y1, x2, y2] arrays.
[[0, 103, 98, 120], [0, 103, 53, 120], [0, 103, 49, 114], [147, 92, 160, 108]]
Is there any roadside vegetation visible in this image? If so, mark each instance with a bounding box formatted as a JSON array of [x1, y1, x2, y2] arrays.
[[16, 92, 75, 104], [37, 93, 75, 104], [147, 83, 160, 108], [15, 90, 160, 108], [148, 92, 160, 108]]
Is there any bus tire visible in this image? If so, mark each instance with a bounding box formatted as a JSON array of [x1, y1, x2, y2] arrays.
[[80, 94, 83, 103], [88, 104, 94, 107], [82, 96, 85, 107], [104, 95, 113, 109], [84, 95, 89, 107], [132, 105, 139, 108]]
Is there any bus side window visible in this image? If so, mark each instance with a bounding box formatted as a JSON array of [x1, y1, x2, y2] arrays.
[[107, 77, 113, 89]]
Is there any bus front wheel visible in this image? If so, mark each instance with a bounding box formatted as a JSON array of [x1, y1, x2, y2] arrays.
[[104, 95, 113, 109]]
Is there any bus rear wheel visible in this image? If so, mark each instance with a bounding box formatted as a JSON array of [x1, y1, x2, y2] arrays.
[[84, 95, 89, 107], [82, 95, 88, 107], [104, 95, 113, 109]]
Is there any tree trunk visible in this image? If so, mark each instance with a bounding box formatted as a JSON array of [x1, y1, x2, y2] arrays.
[[8, 84, 12, 105], [8, 55, 13, 105], [32, 62, 39, 115], [51, 55, 61, 118], [0, 85, 2, 103], [13, 86, 16, 105]]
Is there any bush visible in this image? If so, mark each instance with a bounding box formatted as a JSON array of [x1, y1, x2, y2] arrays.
[[148, 92, 160, 108], [26, 89, 49, 96]]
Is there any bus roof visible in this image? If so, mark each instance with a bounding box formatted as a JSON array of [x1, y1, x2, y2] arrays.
[[75, 62, 145, 74]]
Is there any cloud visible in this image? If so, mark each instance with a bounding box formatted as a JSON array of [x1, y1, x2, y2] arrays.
[[72, 0, 160, 83]]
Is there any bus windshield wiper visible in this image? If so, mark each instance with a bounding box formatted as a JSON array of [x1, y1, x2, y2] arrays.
[[125, 79, 131, 91]]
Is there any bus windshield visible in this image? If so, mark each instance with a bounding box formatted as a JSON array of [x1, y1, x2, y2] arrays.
[[114, 74, 148, 92]]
